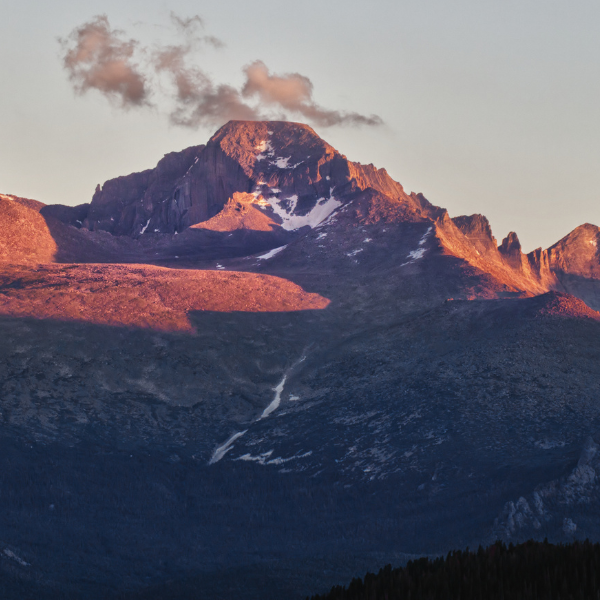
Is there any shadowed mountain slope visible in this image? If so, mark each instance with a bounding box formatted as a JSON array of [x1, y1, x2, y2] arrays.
[[1, 121, 600, 599]]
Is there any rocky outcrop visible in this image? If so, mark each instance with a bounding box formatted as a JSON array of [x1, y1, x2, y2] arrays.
[[434, 212, 545, 296], [452, 214, 498, 256], [535, 224, 600, 310], [544, 224, 600, 279], [494, 436, 600, 542], [441, 213, 600, 302], [0, 194, 57, 263], [191, 192, 282, 233], [41, 203, 89, 228], [498, 231, 523, 270]]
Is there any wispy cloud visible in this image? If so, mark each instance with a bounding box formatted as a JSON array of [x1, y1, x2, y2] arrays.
[[59, 14, 383, 128], [60, 15, 149, 108], [168, 11, 225, 49], [242, 61, 383, 127]]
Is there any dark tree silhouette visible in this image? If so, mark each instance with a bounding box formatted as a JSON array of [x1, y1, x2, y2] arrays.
[[309, 540, 600, 600]]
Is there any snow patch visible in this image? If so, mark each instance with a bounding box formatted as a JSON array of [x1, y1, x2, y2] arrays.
[[216, 264, 225, 270], [418, 227, 432, 246], [364, 238, 372, 243], [273, 156, 291, 168], [347, 248, 363, 257], [407, 248, 426, 260], [401, 227, 432, 265], [271, 156, 302, 169], [236, 450, 312, 466], [316, 232, 328, 240], [267, 187, 341, 231], [3, 549, 29, 567], [535, 440, 566, 450], [267, 451, 312, 466], [255, 140, 274, 160], [209, 431, 247, 465], [259, 376, 286, 419], [257, 245, 287, 260], [289, 394, 300, 401], [237, 450, 274, 464], [186, 157, 199, 175], [140, 219, 150, 234]]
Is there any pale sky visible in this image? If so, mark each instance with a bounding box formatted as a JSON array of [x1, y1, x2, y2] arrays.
[[2, 0, 599, 252]]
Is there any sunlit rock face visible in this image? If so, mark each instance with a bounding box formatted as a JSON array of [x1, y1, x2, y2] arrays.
[[0, 194, 57, 263]]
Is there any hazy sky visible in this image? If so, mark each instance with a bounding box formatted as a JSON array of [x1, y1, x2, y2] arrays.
[[2, 0, 599, 251]]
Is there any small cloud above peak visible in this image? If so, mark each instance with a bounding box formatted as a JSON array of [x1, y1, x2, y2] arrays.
[[59, 15, 150, 108], [168, 12, 225, 48], [242, 61, 383, 128], [59, 15, 382, 129], [170, 12, 205, 32]]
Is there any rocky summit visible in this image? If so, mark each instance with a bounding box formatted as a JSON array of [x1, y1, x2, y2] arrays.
[[0, 121, 600, 599]]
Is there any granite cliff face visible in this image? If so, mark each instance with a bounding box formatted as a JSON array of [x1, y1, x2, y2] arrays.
[[85, 144, 205, 235]]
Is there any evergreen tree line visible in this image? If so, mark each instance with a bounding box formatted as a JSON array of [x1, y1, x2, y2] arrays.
[[309, 539, 600, 600]]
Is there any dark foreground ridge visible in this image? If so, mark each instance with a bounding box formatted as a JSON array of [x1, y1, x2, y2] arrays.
[[310, 540, 600, 600]]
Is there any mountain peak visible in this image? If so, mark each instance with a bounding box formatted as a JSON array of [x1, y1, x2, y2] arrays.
[[453, 214, 495, 242], [210, 120, 322, 144], [81, 120, 427, 239], [499, 231, 521, 256], [207, 120, 338, 178]]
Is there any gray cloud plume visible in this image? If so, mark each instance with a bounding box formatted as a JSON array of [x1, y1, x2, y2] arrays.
[[151, 14, 246, 127], [172, 84, 260, 127], [170, 13, 205, 31], [60, 15, 382, 128], [242, 61, 383, 127], [60, 15, 149, 108], [169, 12, 224, 49], [153, 44, 258, 127]]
